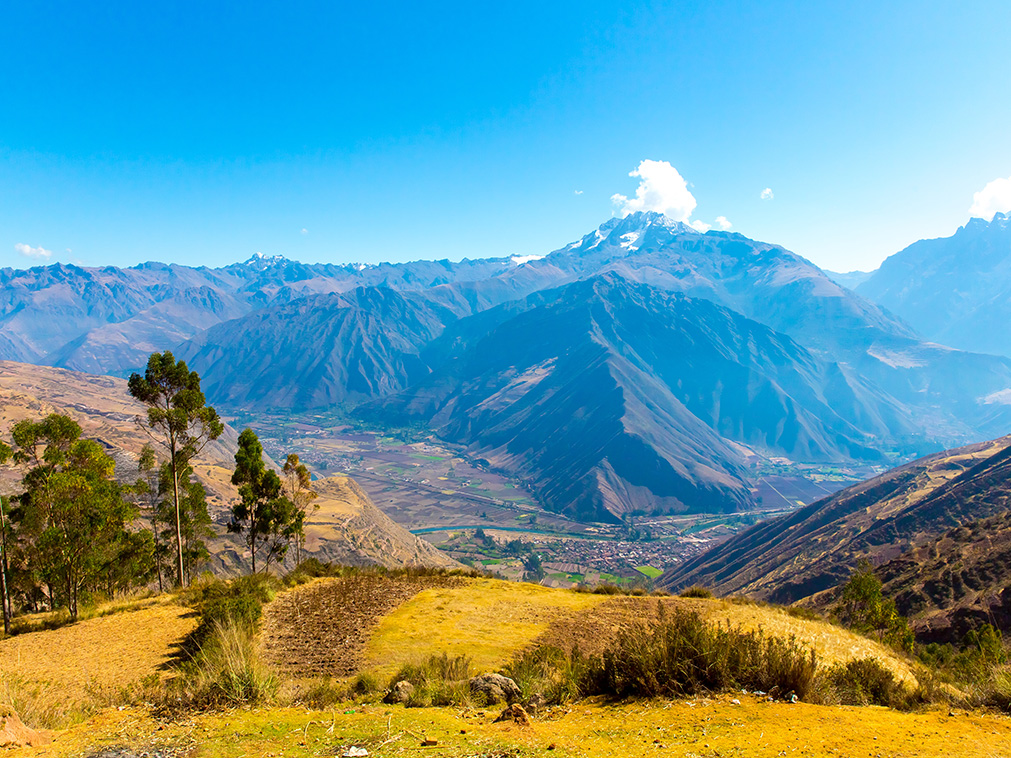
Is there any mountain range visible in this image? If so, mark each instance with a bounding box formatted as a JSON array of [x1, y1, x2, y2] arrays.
[[855, 211, 1011, 359], [5, 210, 1011, 523]]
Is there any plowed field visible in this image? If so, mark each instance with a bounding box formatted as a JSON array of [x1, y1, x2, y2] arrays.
[[260, 574, 464, 677]]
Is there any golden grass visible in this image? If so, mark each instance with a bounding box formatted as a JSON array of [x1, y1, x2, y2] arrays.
[[688, 598, 919, 684], [0, 596, 196, 701], [10, 696, 1011, 758], [363, 578, 609, 677]]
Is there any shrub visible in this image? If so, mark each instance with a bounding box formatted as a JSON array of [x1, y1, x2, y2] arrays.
[[820, 658, 899, 707], [679, 586, 714, 599], [187, 617, 278, 705], [298, 677, 346, 709], [389, 652, 473, 707], [593, 584, 623, 595], [504, 645, 591, 704], [586, 606, 816, 700]]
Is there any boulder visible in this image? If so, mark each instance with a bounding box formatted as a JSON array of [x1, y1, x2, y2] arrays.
[[0, 709, 51, 748], [468, 673, 521, 704], [383, 680, 416, 705]]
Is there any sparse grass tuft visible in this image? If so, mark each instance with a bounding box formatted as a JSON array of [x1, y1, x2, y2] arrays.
[[389, 652, 473, 707], [504, 645, 591, 704], [679, 586, 714, 599]]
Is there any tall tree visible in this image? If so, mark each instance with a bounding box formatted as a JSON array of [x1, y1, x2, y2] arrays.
[[10, 415, 148, 619], [129, 352, 223, 587], [134, 445, 167, 592], [0, 442, 13, 635], [282, 453, 317, 566], [228, 429, 299, 573], [159, 462, 213, 584]]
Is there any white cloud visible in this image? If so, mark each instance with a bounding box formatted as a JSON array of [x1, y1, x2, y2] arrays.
[[15, 243, 53, 260], [611, 159, 698, 222], [300, 228, 309, 235], [969, 176, 1011, 220], [574, 190, 583, 195], [715, 216, 732, 230], [689, 219, 711, 232], [760, 187, 774, 200]]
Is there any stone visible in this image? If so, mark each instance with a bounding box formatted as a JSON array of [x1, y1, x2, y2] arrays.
[[383, 680, 415, 705], [494, 703, 531, 726], [0, 709, 51, 748], [468, 673, 522, 704]]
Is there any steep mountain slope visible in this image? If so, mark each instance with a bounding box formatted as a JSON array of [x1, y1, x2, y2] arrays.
[[0, 360, 454, 571], [463, 212, 1011, 447], [872, 510, 1011, 642], [858, 212, 1011, 357], [177, 287, 468, 410], [659, 435, 1011, 605], [365, 275, 912, 522]]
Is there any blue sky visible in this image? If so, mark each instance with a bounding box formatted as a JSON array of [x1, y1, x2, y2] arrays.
[[3, 1, 1010, 272]]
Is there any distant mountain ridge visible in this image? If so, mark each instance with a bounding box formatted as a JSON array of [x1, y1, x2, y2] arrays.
[[857, 212, 1011, 357], [0, 253, 521, 373], [8, 211, 1011, 523]]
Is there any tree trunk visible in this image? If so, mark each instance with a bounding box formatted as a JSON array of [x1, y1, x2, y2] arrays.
[[0, 504, 11, 635], [171, 456, 184, 587]]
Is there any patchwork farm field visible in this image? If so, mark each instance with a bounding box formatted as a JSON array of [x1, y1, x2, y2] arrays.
[[236, 413, 878, 584]]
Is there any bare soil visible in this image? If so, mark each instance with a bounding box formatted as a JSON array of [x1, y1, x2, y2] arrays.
[[260, 574, 465, 677]]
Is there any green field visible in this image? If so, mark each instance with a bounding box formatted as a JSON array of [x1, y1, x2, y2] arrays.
[[634, 565, 664, 579]]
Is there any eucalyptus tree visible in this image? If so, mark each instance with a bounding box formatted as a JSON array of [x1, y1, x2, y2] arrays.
[[0, 442, 12, 635], [229, 429, 300, 573], [129, 352, 223, 587], [282, 453, 318, 566]]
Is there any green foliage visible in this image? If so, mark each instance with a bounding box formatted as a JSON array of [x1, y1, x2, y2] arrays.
[[282, 454, 318, 566], [128, 351, 222, 587], [180, 573, 280, 657], [835, 561, 914, 652], [504, 645, 592, 703], [4, 414, 153, 620], [390, 652, 473, 707], [228, 429, 302, 573]]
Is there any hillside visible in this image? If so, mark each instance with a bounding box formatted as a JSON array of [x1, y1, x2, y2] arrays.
[[873, 509, 1011, 642], [0, 360, 454, 571], [858, 212, 1011, 358], [7, 213, 1011, 455], [366, 275, 910, 522], [659, 435, 1011, 606], [6, 575, 1006, 758], [177, 287, 468, 410]]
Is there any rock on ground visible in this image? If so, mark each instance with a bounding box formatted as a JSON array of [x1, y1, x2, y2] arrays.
[[469, 673, 521, 704]]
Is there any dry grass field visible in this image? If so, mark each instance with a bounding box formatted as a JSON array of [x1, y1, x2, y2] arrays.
[[0, 597, 196, 701], [9, 695, 1011, 758], [4, 575, 1010, 757]]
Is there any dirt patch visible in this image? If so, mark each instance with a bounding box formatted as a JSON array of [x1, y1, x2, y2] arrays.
[[531, 596, 669, 656], [260, 575, 465, 678]]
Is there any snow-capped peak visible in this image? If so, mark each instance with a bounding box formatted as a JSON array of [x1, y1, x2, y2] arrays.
[[511, 254, 546, 265], [243, 252, 289, 268]]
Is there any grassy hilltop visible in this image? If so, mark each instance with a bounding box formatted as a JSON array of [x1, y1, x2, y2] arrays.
[[3, 569, 1011, 757]]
